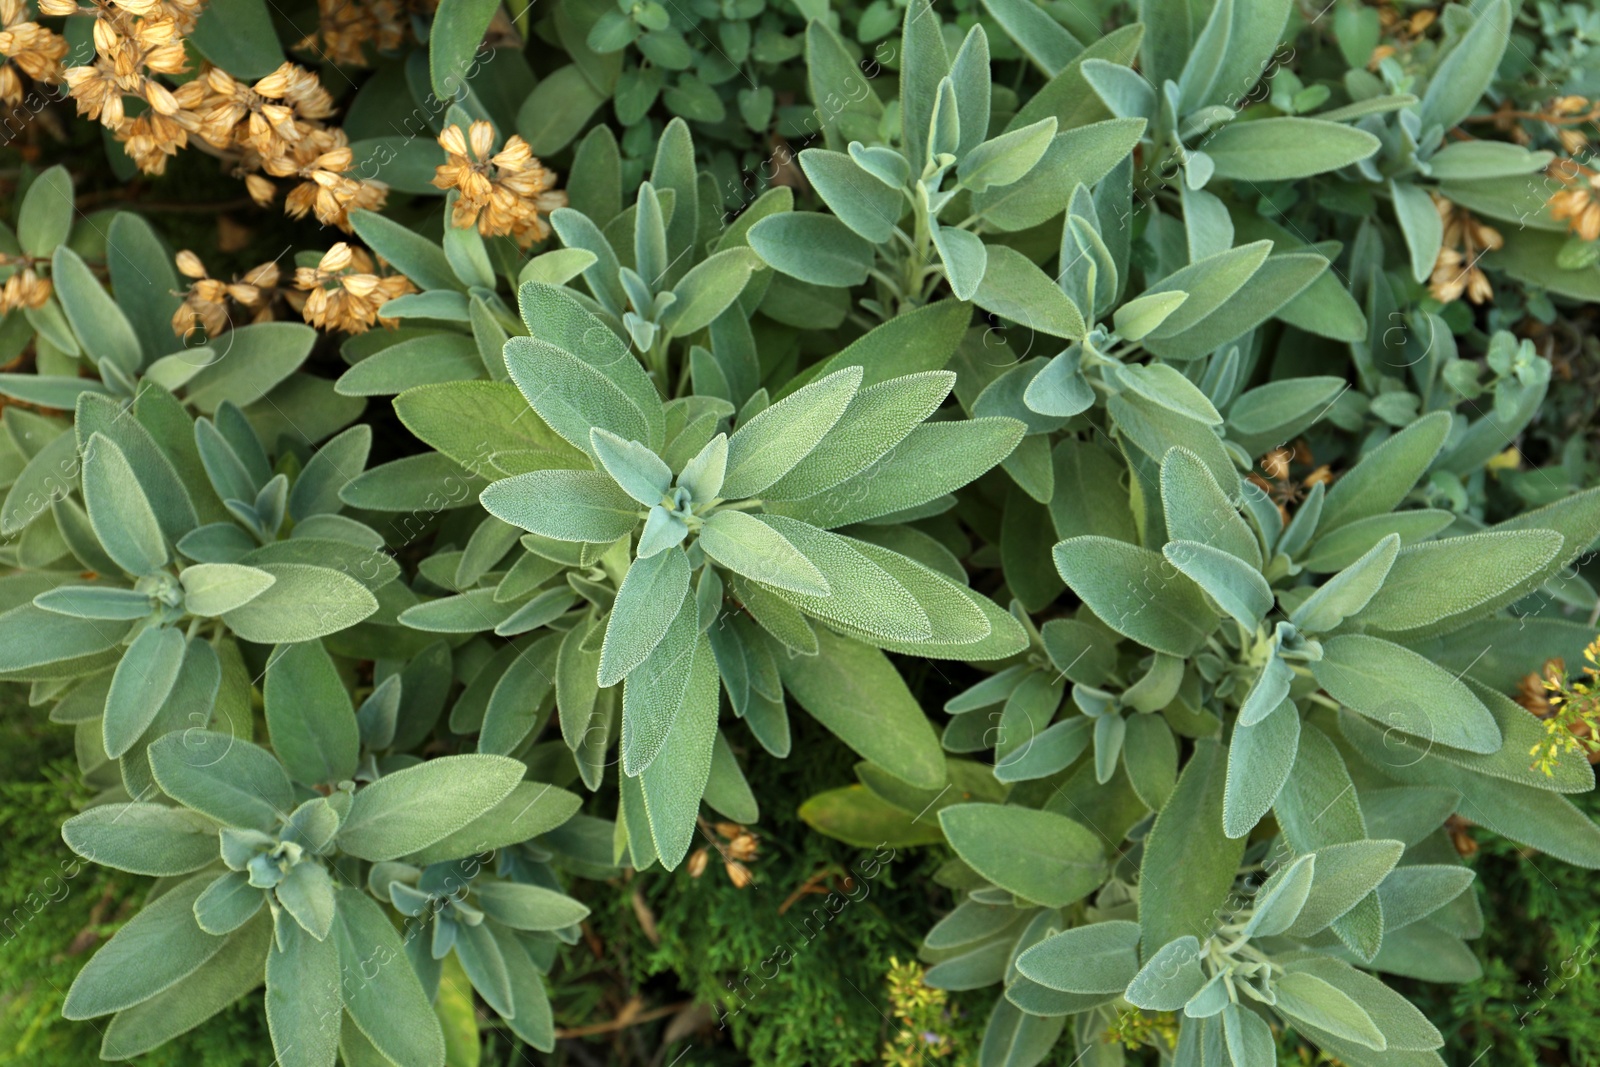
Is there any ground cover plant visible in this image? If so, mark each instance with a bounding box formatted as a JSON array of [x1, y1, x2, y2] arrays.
[[1, 0, 1600, 1063]]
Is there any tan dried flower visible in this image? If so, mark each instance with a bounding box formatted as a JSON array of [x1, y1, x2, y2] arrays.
[[1558, 127, 1590, 156], [726, 833, 759, 862], [172, 252, 283, 339], [1445, 814, 1478, 858], [0, 267, 52, 313], [244, 172, 277, 206], [1368, 2, 1437, 70], [115, 111, 189, 173], [712, 821, 759, 865], [62, 62, 125, 126], [56, 0, 211, 170], [432, 120, 566, 248], [279, 136, 388, 231], [1428, 193, 1502, 305], [175, 250, 207, 279], [1250, 441, 1330, 523], [297, 0, 407, 67], [0, 4, 69, 102], [1548, 159, 1600, 243], [184, 61, 334, 157], [293, 242, 414, 334]]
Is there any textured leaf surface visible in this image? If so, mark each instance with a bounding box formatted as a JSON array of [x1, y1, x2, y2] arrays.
[[1139, 740, 1243, 951], [338, 755, 525, 861], [780, 627, 945, 789], [938, 803, 1108, 907], [1055, 536, 1216, 656], [1314, 634, 1501, 754]]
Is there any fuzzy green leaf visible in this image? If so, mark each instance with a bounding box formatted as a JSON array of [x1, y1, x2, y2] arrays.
[[62, 803, 218, 876], [1055, 536, 1217, 656], [337, 755, 525, 862], [722, 366, 862, 499], [600, 545, 693, 688], [481, 470, 642, 543], [780, 627, 944, 788], [1314, 634, 1501, 754], [939, 803, 1108, 907]]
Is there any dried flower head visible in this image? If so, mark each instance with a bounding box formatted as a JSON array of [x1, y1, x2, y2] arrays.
[[115, 111, 189, 174], [432, 120, 566, 247], [685, 847, 710, 878], [297, 0, 407, 67], [723, 860, 752, 888], [189, 62, 335, 153], [0, 266, 52, 313], [56, 0, 207, 171], [172, 251, 283, 339], [0, 0, 68, 104], [277, 134, 388, 231], [293, 242, 413, 334], [1444, 813, 1478, 859], [1366, 1, 1437, 70], [1428, 193, 1502, 305], [1548, 158, 1600, 243], [1516, 660, 1559, 717], [711, 821, 760, 862], [1249, 441, 1331, 523]]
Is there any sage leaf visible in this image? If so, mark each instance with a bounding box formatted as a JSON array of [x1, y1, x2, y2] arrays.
[[780, 628, 945, 789], [61, 803, 218, 877], [179, 563, 276, 617], [1014, 920, 1141, 993], [699, 510, 829, 595], [101, 626, 187, 760], [147, 731, 294, 831], [83, 432, 168, 577], [639, 634, 720, 868], [63, 875, 223, 1019], [481, 470, 642, 543], [333, 887, 447, 1067], [1139, 740, 1243, 951], [1055, 536, 1217, 656], [1203, 119, 1381, 181], [264, 641, 360, 787], [1314, 634, 1501, 754], [337, 755, 526, 862], [1222, 696, 1301, 840], [1162, 540, 1273, 627], [938, 803, 1108, 908], [1290, 533, 1401, 633], [722, 366, 862, 499]]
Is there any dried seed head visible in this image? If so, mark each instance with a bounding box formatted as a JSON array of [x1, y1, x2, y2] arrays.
[[175, 250, 207, 278], [319, 242, 354, 273]]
